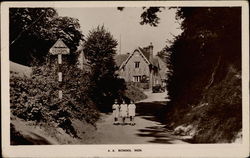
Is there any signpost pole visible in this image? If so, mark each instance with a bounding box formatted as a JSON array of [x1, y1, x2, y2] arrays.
[[49, 38, 70, 100], [58, 54, 62, 64], [58, 54, 62, 99]]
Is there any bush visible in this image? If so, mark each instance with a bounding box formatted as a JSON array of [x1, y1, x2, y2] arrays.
[[10, 62, 100, 137], [127, 81, 149, 90], [166, 66, 242, 143], [194, 67, 242, 143], [124, 82, 147, 102]]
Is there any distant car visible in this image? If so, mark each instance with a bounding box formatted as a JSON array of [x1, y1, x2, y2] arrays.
[[152, 84, 164, 93]]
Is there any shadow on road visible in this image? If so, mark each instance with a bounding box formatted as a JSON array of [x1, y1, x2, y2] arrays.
[[135, 101, 187, 144], [136, 101, 167, 123], [135, 125, 177, 144]]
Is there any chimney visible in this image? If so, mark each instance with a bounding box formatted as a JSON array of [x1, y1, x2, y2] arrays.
[[149, 42, 153, 62]]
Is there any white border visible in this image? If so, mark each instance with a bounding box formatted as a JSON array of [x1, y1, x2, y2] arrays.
[[1, 1, 249, 158]]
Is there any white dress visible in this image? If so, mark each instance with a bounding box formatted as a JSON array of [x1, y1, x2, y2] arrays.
[[120, 104, 128, 117], [112, 104, 120, 118], [128, 104, 136, 117]]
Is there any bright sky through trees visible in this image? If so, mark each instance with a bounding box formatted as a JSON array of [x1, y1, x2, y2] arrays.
[[56, 7, 182, 55]]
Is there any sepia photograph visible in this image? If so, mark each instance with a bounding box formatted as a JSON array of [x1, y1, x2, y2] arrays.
[[1, 1, 249, 157]]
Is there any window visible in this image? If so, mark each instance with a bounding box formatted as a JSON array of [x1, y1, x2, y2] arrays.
[[133, 76, 142, 82], [135, 62, 140, 68]]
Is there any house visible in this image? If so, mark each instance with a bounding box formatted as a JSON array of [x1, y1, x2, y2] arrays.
[[77, 42, 167, 89], [115, 43, 167, 89], [76, 44, 91, 72]]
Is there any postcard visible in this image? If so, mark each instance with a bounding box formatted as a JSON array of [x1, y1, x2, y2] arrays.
[[1, 1, 249, 157]]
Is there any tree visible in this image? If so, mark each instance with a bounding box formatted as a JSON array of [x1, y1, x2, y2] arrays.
[[118, 7, 165, 27], [10, 8, 83, 66], [135, 7, 241, 104], [83, 26, 123, 111], [156, 45, 172, 89], [119, 6, 242, 142], [46, 16, 84, 65], [166, 7, 241, 104], [140, 7, 165, 27]]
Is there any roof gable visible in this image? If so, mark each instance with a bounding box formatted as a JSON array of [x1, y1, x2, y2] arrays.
[[138, 47, 150, 61], [119, 48, 151, 69]]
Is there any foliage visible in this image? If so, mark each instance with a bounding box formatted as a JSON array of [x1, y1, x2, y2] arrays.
[[140, 7, 165, 27], [83, 26, 124, 111], [10, 8, 83, 66], [117, 7, 125, 11], [165, 7, 242, 142], [127, 81, 149, 90], [139, 7, 242, 142], [179, 67, 242, 143], [157, 46, 173, 85], [117, 7, 165, 27], [124, 82, 147, 102], [10, 61, 99, 137], [166, 7, 241, 107]]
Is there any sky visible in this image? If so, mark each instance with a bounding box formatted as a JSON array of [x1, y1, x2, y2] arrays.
[[56, 7, 183, 55]]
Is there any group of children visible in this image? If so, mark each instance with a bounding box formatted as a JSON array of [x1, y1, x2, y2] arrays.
[[112, 100, 136, 125]]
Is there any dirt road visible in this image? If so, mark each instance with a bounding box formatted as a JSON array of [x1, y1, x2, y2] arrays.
[[85, 91, 188, 144]]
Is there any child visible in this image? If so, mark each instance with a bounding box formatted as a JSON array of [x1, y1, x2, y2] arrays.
[[128, 100, 136, 125], [120, 101, 128, 125], [112, 100, 120, 125]]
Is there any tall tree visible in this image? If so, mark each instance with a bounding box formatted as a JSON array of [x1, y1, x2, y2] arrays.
[[167, 7, 241, 104], [10, 8, 83, 66], [83, 26, 122, 111], [167, 8, 242, 142]]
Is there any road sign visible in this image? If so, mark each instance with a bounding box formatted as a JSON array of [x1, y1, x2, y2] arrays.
[[49, 38, 70, 55], [49, 38, 70, 100]]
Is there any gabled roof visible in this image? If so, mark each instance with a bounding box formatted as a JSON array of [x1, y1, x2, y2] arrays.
[[119, 48, 151, 69], [138, 47, 150, 62], [115, 47, 162, 69], [138, 47, 159, 67]]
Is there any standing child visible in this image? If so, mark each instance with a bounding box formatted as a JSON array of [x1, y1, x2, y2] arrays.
[[128, 100, 136, 125], [112, 100, 120, 125], [120, 101, 128, 125]]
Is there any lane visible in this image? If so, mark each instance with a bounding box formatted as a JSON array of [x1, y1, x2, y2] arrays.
[[84, 91, 188, 144], [88, 112, 188, 144]]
